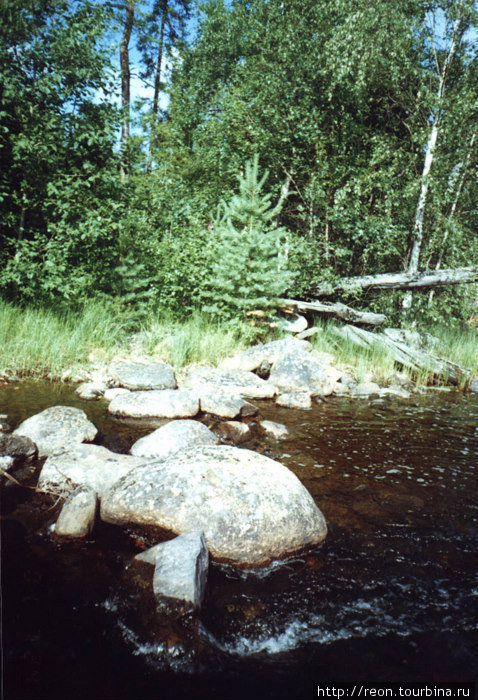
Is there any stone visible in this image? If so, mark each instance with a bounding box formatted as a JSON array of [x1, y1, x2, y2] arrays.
[[152, 531, 209, 614], [76, 381, 107, 400], [37, 443, 148, 497], [0, 455, 14, 472], [297, 328, 320, 340], [0, 432, 38, 463], [280, 313, 308, 334], [352, 382, 381, 397], [260, 420, 289, 439], [0, 414, 10, 431], [55, 486, 98, 538], [108, 389, 199, 420], [130, 420, 219, 461], [219, 337, 312, 372], [269, 351, 337, 396], [256, 360, 272, 379], [276, 391, 312, 409], [469, 377, 478, 393], [198, 389, 258, 419], [14, 406, 97, 458], [218, 421, 251, 443], [180, 367, 276, 399], [332, 382, 350, 395], [101, 445, 327, 566], [110, 359, 177, 391], [103, 387, 130, 402], [379, 387, 412, 399]]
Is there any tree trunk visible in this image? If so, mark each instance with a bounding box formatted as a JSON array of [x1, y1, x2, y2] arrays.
[[120, 1, 135, 182], [307, 267, 478, 297], [282, 298, 387, 327], [147, 0, 168, 173]]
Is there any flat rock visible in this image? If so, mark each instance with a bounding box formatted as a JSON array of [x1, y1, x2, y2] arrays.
[[101, 445, 327, 566], [103, 387, 130, 402], [108, 390, 199, 420], [199, 389, 258, 419], [181, 367, 276, 399], [130, 420, 218, 461], [269, 351, 337, 396], [37, 443, 148, 497], [110, 359, 177, 391], [153, 531, 209, 614], [280, 314, 308, 334], [352, 382, 381, 397], [260, 420, 289, 439], [219, 338, 311, 372], [276, 392, 312, 409], [76, 381, 107, 400], [55, 486, 98, 538], [14, 406, 97, 458]]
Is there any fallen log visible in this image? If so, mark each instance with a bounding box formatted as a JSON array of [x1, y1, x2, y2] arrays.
[[282, 298, 387, 327], [331, 325, 470, 385], [308, 267, 478, 298]]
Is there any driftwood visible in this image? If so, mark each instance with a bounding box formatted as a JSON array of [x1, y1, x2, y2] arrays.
[[308, 267, 478, 298], [332, 325, 469, 385], [282, 298, 387, 327]]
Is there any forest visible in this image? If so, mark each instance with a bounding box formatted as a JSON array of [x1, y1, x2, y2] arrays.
[[1, 0, 477, 332]]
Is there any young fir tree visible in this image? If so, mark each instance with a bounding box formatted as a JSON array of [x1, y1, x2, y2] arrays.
[[202, 155, 290, 320]]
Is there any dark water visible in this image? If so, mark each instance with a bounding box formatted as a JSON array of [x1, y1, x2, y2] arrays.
[[1, 382, 478, 699]]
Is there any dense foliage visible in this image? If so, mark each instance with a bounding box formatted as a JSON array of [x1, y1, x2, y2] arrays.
[[1, 0, 477, 324]]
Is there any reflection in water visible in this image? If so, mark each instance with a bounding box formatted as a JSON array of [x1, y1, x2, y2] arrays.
[[1, 382, 478, 698]]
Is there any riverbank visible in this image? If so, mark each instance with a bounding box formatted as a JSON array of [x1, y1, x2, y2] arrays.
[[0, 300, 476, 388]]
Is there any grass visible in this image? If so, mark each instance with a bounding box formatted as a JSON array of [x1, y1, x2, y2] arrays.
[[0, 300, 476, 384]]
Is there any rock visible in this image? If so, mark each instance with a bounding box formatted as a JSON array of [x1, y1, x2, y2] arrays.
[[280, 313, 308, 334], [0, 455, 14, 471], [333, 382, 350, 395], [379, 387, 412, 399], [37, 443, 148, 497], [219, 337, 312, 373], [76, 381, 107, 400], [14, 406, 97, 458], [352, 382, 381, 397], [469, 377, 478, 393], [130, 420, 219, 461], [383, 328, 441, 352], [198, 389, 259, 419], [276, 391, 312, 409], [110, 359, 177, 391], [103, 387, 130, 402], [260, 420, 289, 439], [0, 432, 38, 463], [108, 389, 199, 420], [101, 445, 327, 566], [180, 367, 276, 399], [256, 359, 272, 379], [218, 421, 251, 443], [153, 531, 209, 615], [55, 486, 98, 538], [297, 327, 320, 340], [0, 414, 10, 431], [269, 351, 337, 396]]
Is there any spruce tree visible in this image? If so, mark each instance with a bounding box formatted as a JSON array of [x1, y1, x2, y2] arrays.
[[202, 155, 290, 320]]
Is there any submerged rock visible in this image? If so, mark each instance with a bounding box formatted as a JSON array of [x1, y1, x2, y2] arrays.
[[181, 367, 276, 399], [110, 359, 177, 391], [130, 419, 218, 461], [14, 406, 97, 458], [108, 389, 199, 420], [276, 391, 312, 409], [0, 414, 10, 431], [55, 485, 98, 538], [152, 531, 209, 615], [260, 420, 289, 439], [37, 443, 147, 497], [101, 445, 327, 566], [76, 381, 107, 400], [219, 337, 312, 373]]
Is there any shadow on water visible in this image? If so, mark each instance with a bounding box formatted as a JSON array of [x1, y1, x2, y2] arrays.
[[1, 381, 478, 699]]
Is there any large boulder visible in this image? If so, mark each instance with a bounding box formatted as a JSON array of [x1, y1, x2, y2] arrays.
[[219, 337, 312, 372], [101, 445, 327, 566], [14, 406, 97, 458], [55, 486, 98, 538], [269, 351, 339, 397], [37, 443, 148, 497], [130, 420, 219, 461], [110, 359, 177, 391], [108, 389, 199, 420], [180, 367, 276, 400]]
